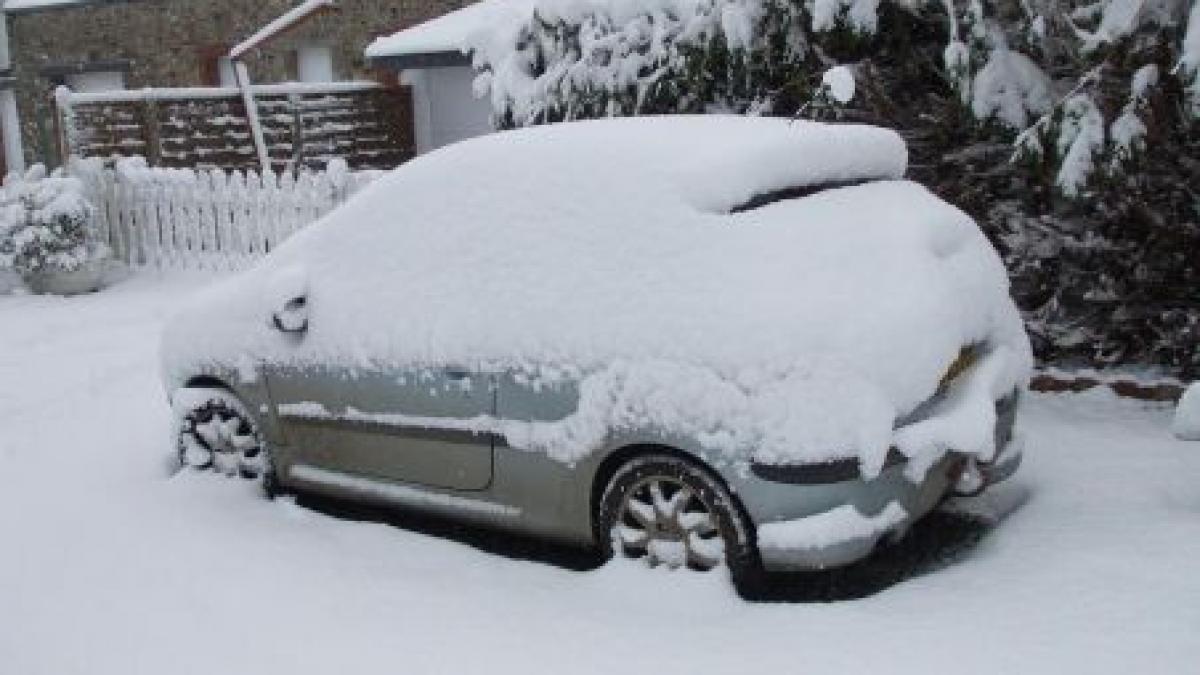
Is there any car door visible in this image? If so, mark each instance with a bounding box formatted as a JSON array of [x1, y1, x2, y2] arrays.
[[265, 363, 495, 491]]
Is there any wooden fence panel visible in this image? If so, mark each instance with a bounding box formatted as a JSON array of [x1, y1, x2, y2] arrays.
[[58, 82, 415, 173]]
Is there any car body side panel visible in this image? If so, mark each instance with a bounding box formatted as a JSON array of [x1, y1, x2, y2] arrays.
[[488, 374, 593, 544], [174, 363, 1016, 571], [491, 372, 754, 546], [492, 372, 580, 425], [489, 371, 921, 550], [264, 364, 494, 491], [276, 419, 496, 492], [458, 432, 730, 549], [486, 441, 596, 545]]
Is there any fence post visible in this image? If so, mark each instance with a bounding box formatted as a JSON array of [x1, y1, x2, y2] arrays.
[[210, 169, 230, 268], [128, 177, 144, 266], [52, 86, 73, 167], [233, 61, 271, 174], [278, 169, 298, 240], [230, 170, 248, 260], [143, 97, 162, 166], [110, 173, 129, 264], [290, 92, 304, 173]]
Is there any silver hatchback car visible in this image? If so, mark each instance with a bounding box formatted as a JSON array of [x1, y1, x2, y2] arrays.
[[164, 116, 1030, 587]]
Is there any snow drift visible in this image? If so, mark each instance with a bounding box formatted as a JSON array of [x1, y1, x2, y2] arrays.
[[162, 116, 1031, 473]]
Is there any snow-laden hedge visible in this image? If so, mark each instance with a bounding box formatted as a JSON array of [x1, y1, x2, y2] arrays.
[[466, 0, 1200, 378]]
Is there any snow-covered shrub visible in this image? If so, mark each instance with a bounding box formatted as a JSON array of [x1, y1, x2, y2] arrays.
[[463, 0, 1200, 379], [0, 165, 106, 276]]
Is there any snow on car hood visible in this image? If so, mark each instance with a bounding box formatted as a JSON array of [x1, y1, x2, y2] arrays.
[[162, 116, 1032, 473]]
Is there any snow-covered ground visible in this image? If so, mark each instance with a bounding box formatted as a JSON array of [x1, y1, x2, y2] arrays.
[[1, 273, 1198, 674]]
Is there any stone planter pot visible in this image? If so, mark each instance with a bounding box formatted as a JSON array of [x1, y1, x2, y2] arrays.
[[22, 260, 108, 296]]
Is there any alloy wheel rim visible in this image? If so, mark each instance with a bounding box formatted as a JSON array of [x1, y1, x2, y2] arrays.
[[182, 407, 264, 477], [614, 475, 725, 570]]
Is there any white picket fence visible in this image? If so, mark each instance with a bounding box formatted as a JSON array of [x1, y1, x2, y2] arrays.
[[76, 160, 381, 269]]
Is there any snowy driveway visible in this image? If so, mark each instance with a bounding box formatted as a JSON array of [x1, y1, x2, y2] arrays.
[[2, 274, 1198, 674]]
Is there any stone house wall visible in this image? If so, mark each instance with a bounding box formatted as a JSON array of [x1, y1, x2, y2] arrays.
[[8, 0, 469, 167]]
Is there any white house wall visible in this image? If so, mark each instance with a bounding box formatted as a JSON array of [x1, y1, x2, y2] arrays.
[[402, 65, 491, 154], [0, 10, 24, 174]]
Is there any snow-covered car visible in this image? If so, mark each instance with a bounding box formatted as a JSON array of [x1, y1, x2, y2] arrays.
[[162, 116, 1031, 586]]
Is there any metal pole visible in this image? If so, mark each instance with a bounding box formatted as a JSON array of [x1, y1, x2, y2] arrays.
[[234, 60, 271, 173]]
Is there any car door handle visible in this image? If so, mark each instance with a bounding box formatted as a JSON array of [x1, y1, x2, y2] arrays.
[[443, 368, 472, 380]]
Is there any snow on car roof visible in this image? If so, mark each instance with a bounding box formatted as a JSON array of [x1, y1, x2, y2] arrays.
[[164, 116, 1031, 473], [370, 115, 908, 215]]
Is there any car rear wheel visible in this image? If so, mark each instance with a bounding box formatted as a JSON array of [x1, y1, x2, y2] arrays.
[[175, 387, 277, 494], [598, 454, 759, 581]]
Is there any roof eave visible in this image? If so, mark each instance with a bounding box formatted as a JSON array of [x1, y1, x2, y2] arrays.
[[4, 0, 118, 16], [368, 50, 472, 70]]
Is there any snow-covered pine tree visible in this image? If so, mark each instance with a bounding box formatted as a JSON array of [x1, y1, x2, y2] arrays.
[[468, 0, 1200, 378]]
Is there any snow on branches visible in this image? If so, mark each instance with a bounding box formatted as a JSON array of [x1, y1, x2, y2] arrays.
[[470, 0, 782, 126], [467, 0, 1198, 197], [969, 47, 1053, 130], [1180, 1, 1200, 112], [812, 0, 885, 33]]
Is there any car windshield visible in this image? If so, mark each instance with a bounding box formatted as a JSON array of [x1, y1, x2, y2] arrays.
[[729, 179, 874, 214]]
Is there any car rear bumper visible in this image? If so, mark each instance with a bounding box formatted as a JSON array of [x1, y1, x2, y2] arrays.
[[743, 391, 1022, 572], [980, 435, 1023, 486]]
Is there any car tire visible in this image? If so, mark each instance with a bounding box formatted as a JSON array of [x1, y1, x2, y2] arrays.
[[597, 453, 761, 587], [174, 387, 279, 497]]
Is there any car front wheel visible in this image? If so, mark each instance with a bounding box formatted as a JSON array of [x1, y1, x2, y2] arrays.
[[597, 454, 759, 582], [174, 387, 276, 493]]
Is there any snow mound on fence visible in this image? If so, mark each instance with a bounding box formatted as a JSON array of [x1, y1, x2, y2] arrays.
[[1173, 383, 1200, 441], [163, 116, 1031, 471]]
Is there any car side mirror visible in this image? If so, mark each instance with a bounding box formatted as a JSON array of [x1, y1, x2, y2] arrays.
[[272, 296, 309, 333]]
